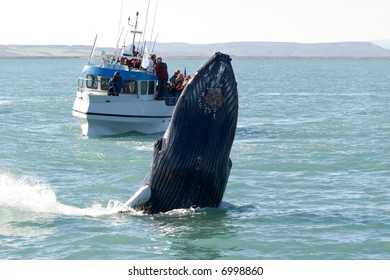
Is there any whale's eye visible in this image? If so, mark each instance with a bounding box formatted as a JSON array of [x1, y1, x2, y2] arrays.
[[205, 88, 223, 109]]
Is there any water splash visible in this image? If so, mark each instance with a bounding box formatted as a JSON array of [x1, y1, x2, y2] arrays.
[[0, 172, 131, 219], [0, 172, 234, 222]]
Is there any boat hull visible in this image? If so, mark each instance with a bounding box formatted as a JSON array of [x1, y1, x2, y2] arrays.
[[72, 91, 175, 136]]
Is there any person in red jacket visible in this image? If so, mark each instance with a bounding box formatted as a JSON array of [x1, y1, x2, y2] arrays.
[[154, 56, 168, 100]]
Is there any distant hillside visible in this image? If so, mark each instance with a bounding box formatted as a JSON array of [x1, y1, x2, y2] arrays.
[[1, 41, 390, 59], [154, 41, 390, 58], [373, 39, 390, 50], [0, 45, 92, 58]]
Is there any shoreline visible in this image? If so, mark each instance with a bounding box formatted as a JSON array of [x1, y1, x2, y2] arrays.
[[2, 55, 390, 60]]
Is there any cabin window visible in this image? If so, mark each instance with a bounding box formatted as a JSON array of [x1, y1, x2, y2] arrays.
[[86, 75, 98, 89], [123, 80, 138, 94], [148, 81, 155, 95], [101, 77, 109, 91], [140, 81, 147, 95]]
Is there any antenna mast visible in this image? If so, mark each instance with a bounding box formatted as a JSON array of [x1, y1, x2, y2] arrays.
[[87, 34, 98, 65], [129, 11, 142, 51], [141, 0, 151, 56], [116, 0, 125, 47], [149, 0, 159, 49]]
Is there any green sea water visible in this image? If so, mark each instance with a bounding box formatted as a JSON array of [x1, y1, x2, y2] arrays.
[[1, 58, 390, 259]]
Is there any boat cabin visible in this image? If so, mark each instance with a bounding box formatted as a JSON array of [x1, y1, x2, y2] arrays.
[[77, 64, 157, 101]]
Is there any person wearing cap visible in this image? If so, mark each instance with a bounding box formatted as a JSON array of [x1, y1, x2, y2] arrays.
[[154, 56, 168, 100], [108, 71, 124, 96]]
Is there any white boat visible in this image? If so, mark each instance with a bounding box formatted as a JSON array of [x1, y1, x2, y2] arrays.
[[72, 10, 178, 136]]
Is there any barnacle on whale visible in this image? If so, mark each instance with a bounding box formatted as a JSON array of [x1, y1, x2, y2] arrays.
[[205, 88, 223, 109]]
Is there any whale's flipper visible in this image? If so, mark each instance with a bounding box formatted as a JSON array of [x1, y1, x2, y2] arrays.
[[122, 185, 151, 209]]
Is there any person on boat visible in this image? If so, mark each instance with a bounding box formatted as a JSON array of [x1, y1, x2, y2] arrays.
[[168, 69, 180, 95], [151, 53, 157, 68], [182, 75, 191, 88], [169, 69, 180, 84], [145, 54, 154, 73], [154, 56, 168, 100], [108, 71, 124, 96], [131, 45, 139, 57], [174, 73, 185, 94]]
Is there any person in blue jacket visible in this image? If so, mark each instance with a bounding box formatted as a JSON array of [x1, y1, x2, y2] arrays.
[[108, 71, 124, 96]]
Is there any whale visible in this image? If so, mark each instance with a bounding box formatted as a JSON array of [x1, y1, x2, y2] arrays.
[[123, 52, 238, 214]]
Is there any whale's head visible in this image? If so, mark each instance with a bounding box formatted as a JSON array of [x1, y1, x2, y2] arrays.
[[130, 52, 238, 214]]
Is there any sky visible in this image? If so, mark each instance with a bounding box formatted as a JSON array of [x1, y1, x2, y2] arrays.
[[1, 0, 390, 47]]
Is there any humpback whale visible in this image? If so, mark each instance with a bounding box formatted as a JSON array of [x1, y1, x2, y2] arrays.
[[123, 52, 238, 214]]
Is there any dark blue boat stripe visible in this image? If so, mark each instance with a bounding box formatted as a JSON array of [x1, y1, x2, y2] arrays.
[[73, 109, 171, 119]]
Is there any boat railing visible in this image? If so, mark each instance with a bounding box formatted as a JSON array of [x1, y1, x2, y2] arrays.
[[164, 96, 179, 106], [77, 77, 87, 92]]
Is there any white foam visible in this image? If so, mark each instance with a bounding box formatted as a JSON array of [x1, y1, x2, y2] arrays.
[[0, 172, 130, 219], [0, 100, 12, 105]]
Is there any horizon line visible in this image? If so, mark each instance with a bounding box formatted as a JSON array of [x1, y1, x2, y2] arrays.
[[1, 39, 389, 47]]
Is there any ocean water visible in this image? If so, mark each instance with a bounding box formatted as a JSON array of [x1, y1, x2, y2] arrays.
[[1, 57, 390, 260]]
